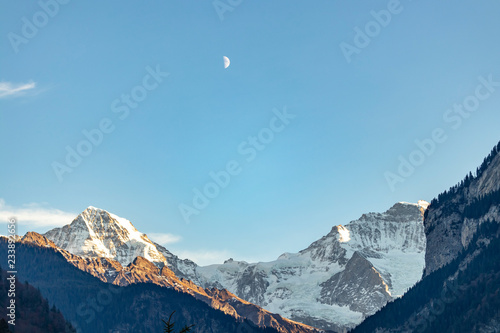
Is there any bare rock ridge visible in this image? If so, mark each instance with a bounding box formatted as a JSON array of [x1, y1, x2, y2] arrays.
[[29, 229, 316, 333], [0, 237, 286, 333], [43, 207, 169, 267], [43, 201, 427, 331], [319, 251, 392, 315], [21, 231, 58, 248], [352, 140, 500, 333], [424, 142, 500, 275], [182, 201, 427, 331]]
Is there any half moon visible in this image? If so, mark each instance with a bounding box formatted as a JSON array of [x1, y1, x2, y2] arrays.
[[223, 56, 230, 69]]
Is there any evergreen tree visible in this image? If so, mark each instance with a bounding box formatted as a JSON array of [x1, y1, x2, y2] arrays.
[[162, 311, 194, 333]]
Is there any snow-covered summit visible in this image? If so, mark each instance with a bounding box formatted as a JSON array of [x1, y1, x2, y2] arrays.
[[180, 201, 427, 331], [86, 205, 103, 211], [44, 206, 168, 267], [42, 202, 426, 332]]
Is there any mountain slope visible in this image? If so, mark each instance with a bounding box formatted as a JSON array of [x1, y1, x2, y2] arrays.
[[43, 202, 427, 331], [0, 266, 76, 333], [44, 206, 168, 267], [26, 232, 317, 333], [319, 251, 392, 315], [0, 237, 289, 333], [352, 139, 500, 333], [424, 141, 500, 276], [181, 202, 427, 331], [352, 220, 500, 333]]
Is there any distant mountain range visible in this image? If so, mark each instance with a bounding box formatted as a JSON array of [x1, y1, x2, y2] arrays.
[[40, 206, 317, 332], [0, 235, 281, 333], [39, 200, 427, 331], [3, 139, 499, 332], [178, 201, 427, 331]]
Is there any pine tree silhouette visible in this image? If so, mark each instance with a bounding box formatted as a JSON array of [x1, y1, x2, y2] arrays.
[[162, 311, 194, 333]]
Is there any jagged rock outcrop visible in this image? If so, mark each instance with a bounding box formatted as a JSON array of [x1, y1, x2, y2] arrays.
[[184, 202, 427, 331], [353, 140, 500, 333], [319, 251, 392, 314], [28, 231, 317, 333], [153, 242, 199, 280], [44, 207, 168, 267], [21, 231, 58, 248], [424, 143, 500, 275], [0, 238, 281, 333], [42, 202, 426, 331]]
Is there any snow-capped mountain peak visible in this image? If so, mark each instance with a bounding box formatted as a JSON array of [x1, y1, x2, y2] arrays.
[[43, 202, 427, 332], [44, 206, 168, 267], [179, 201, 427, 331], [336, 225, 351, 243]]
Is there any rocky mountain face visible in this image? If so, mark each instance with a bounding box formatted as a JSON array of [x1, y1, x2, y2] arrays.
[[39, 223, 318, 333], [353, 140, 500, 333], [178, 201, 427, 331], [43, 206, 201, 284], [424, 142, 500, 276], [0, 237, 283, 333], [44, 207, 169, 267], [353, 220, 500, 333], [43, 202, 426, 331], [319, 251, 392, 315]]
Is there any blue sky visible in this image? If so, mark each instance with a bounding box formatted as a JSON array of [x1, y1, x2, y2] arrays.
[[1, 1, 500, 265]]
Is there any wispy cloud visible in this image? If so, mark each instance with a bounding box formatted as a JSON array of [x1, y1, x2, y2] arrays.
[[0, 81, 36, 98], [0, 199, 76, 228], [174, 249, 235, 266], [147, 233, 182, 246]]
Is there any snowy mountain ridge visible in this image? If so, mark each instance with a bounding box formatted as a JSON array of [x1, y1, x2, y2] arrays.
[[43, 201, 428, 332], [182, 201, 428, 331], [44, 206, 169, 267]]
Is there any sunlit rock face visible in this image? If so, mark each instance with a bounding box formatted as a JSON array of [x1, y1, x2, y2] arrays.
[[319, 251, 392, 314], [44, 206, 168, 267], [424, 151, 500, 276], [42, 202, 427, 332], [182, 202, 427, 331], [12, 233, 319, 333]]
